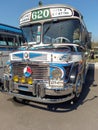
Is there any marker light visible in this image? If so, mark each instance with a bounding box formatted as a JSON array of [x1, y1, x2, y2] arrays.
[[20, 76, 26, 84], [27, 77, 33, 85], [13, 75, 19, 82]]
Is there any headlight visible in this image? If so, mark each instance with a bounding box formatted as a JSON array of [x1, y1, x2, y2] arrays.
[[51, 68, 63, 79], [50, 67, 64, 88]]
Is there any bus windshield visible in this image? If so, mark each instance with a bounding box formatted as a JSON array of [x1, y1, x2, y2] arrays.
[[43, 19, 81, 44], [22, 23, 41, 44], [21, 19, 81, 45]]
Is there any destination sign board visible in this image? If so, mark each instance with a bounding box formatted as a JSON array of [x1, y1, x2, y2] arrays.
[[20, 7, 73, 24], [20, 12, 31, 24], [50, 8, 72, 18], [32, 8, 50, 21]]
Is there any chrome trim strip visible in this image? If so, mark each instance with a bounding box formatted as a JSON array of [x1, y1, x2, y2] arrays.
[[13, 82, 73, 96], [3, 79, 75, 103], [4, 91, 75, 104]]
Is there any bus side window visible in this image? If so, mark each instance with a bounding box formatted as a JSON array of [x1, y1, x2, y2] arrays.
[[0, 36, 7, 46], [7, 37, 18, 46], [7, 37, 14, 46]]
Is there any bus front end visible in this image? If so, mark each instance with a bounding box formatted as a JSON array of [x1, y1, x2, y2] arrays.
[[3, 49, 78, 103], [2, 4, 89, 104]]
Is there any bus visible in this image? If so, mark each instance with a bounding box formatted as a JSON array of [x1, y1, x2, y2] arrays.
[[0, 23, 25, 81], [3, 4, 90, 106]]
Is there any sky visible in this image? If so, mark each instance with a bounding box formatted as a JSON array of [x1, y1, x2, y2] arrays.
[[0, 0, 98, 42]]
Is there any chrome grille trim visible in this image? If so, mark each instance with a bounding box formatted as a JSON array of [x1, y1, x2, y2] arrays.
[[12, 62, 49, 80]]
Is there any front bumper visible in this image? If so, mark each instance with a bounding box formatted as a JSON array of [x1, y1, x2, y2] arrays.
[[3, 79, 75, 104]]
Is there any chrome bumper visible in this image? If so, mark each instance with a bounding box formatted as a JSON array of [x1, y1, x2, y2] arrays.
[[3, 80, 75, 104]]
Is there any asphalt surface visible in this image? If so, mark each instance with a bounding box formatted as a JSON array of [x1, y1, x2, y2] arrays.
[[0, 64, 98, 130]]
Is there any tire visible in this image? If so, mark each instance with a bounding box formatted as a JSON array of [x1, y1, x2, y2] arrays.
[[73, 74, 83, 102], [69, 67, 78, 84]]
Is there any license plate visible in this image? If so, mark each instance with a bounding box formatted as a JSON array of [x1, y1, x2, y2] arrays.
[[50, 80, 63, 87], [18, 85, 28, 91]]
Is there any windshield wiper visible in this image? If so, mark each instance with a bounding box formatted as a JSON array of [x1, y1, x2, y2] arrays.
[[43, 19, 59, 35], [43, 24, 52, 36]]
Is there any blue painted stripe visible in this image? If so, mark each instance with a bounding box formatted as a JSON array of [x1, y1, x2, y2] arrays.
[[0, 24, 22, 34], [0, 47, 15, 51], [49, 62, 72, 67], [14, 53, 23, 58], [29, 53, 42, 58]]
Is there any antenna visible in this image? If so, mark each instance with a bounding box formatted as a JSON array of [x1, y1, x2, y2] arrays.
[[38, 1, 43, 6]]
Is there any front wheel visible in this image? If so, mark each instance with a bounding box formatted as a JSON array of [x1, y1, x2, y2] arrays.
[[73, 74, 83, 102]]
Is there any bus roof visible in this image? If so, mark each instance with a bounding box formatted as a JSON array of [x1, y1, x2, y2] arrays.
[[0, 23, 22, 34], [20, 4, 83, 26], [21, 4, 82, 17]]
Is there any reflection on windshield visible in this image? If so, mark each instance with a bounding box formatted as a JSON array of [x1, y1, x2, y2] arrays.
[[21, 19, 81, 47], [43, 19, 81, 44], [21, 24, 41, 43]]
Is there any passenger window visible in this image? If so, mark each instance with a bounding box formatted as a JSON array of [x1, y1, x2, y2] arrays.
[[0, 37, 7, 45]]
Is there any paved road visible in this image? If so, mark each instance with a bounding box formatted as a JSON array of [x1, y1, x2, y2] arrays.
[[0, 64, 98, 130]]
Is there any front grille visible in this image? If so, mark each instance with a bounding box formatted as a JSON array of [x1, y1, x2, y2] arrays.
[[12, 62, 49, 80]]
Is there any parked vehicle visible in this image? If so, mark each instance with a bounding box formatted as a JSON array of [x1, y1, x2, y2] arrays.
[[0, 23, 25, 82], [2, 4, 90, 104], [95, 51, 98, 58]]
